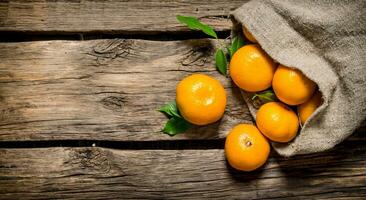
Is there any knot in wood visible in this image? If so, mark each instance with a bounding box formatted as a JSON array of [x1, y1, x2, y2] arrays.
[[67, 148, 111, 174], [89, 39, 133, 65], [100, 96, 126, 110]]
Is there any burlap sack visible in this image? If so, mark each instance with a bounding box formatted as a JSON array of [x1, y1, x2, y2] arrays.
[[231, 0, 366, 156]]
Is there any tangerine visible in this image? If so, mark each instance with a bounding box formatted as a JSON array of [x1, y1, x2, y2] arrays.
[[243, 26, 257, 43], [272, 65, 316, 105], [298, 91, 322, 125], [230, 45, 277, 92], [176, 74, 227, 125], [225, 124, 270, 171], [256, 102, 299, 142]]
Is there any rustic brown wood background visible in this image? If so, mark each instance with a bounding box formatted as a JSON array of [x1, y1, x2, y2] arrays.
[[0, 1, 365, 199]]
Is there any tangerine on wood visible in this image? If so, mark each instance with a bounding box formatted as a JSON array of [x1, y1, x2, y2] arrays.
[[176, 74, 227, 126], [225, 124, 270, 171]]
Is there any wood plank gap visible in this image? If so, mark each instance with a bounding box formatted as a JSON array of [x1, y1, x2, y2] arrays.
[[0, 139, 225, 150], [0, 30, 231, 42], [0, 129, 364, 150]]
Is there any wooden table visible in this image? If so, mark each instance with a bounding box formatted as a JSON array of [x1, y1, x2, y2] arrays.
[[0, 1, 365, 199]]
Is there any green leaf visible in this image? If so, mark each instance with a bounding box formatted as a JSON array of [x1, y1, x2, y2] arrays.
[[226, 46, 233, 58], [215, 48, 227, 75], [176, 15, 218, 39], [252, 89, 277, 103], [163, 117, 191, 136], [229, 36, 238, 58], [236, 35, 245, 50], [230, 35, 245, 58], [158, 102, 181, 118]]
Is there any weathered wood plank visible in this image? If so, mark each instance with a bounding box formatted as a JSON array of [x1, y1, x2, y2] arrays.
[[0, 0, 246, 34], [0, 132, 365, 199], [0, 39, 251, 141]]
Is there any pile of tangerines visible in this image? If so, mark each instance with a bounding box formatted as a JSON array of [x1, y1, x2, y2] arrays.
[[176, 27, 322, 171]]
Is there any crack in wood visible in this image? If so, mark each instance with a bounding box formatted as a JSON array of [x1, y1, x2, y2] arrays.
[[198, 15, 231, 20]]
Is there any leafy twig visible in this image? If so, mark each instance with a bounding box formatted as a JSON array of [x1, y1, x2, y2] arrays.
[[158, 102, 191, 136]]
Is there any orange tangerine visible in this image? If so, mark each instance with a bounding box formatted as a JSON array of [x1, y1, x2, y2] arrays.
[[243, 26, 257, 43], [225, 124, 270, 171], [298, 91, 323, 125], [230, 45, 277, 92], [176, 74, 226, 125], [272, 65, 316, 105], [256, 102, 299, 142]]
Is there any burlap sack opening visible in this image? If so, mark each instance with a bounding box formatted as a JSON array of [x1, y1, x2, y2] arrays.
[[230, 0, 366, 156]]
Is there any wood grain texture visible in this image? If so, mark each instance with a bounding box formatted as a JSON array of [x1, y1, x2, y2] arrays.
[[0, 39, 251, 141], [0, 0, 246, 34], [0, 132, 365, 199]]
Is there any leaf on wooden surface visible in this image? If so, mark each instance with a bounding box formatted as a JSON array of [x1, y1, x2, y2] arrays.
[[176, 15, 218, 39], [158, 102, 181, 118], [163, 117, 191, 136], [215, 48, 227, 75], [158, 102, 192, 136]]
